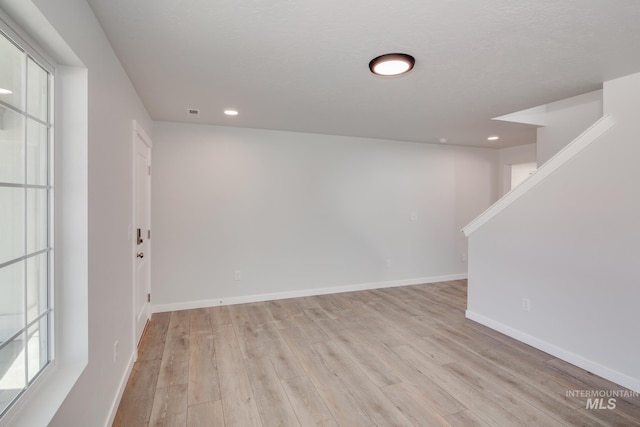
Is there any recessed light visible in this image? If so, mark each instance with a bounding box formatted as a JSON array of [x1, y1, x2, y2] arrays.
[[487, 136, 499, 141], [0, 88, 12, 95], [224, 109, 239, 116], [439, 138, 448, 144], [369, 53, 415, 77]]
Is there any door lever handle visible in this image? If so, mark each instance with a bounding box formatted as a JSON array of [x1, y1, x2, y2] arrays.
[[137, 252, 144, 259]]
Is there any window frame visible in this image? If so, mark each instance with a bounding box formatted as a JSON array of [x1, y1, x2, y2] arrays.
[[0, 17, 55, 421], [0, 7, 88, 427]]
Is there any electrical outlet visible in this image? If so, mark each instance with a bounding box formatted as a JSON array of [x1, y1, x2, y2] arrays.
[[460, 252, 467, 262], [385, 258, 392, 269], [235, 270, 242, 281], [521, 298, 531, 312], [113, 340, 118, 363]]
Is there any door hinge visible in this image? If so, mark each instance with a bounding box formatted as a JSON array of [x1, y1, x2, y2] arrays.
[[147, 293, 151, 303], [148, 165, 151, 175], [148, 229, 151, 239]]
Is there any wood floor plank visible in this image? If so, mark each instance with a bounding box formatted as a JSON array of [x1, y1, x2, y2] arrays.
[[443, 361, 566, 426], [313, 340, 414, 426], [444, 410, 490, 427], [350, 302, 454, 366], [296, 296, 322, 311], [281, 376, 338, 427], [157, 311, 190, 388], [115, 281, 640, 427], [315, 293, 351, 312], [113, 359, 161, 426], [274, 298, 305, 320], [263, 299, 292, 324], [229, 304, 266, 359], [462, 320, 552, 362], [244, 302, 275, 328], [282, 313, 329, 344], [188, 331, 221, 405], [187, 400, 224, 427], [189, 308, 212, 334], [244, 355, 301, 426], [259, 321, 306, 380], [393, 344, 527, 426], [304, 295, 342, 320], [211, 322, 262, 427], [545, 358, 640, 425], [138, 312, 171, 362], [426, 324, 590, 408], [157, 350, 189, 388], [329, 315, 467, 417], [149, 383, 188, 427], [575, 406, 640, 427], [278, 326, 374, 427], [422, 327, 601, 426], [303, 306, 332, 322], [243, 355, 289, 403], [314, 319, 402, 387], [381, 381, 454, 427], [209, 305, 232, 326], [347, 305, 407, 348]]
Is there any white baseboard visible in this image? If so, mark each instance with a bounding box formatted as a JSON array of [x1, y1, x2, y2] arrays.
[[152, 273, 468, 313], [103, 352, 136, 427], [465, 310, 640, 393]]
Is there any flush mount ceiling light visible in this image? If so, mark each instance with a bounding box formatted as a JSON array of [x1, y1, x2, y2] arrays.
[[224, 109, 239, 116], [369, 53, 415, 77], [487, 136, 499, 141]]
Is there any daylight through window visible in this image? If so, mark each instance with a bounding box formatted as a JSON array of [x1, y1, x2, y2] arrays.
[[0, 27, 53, 418]]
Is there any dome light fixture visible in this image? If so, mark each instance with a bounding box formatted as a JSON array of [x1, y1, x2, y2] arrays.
[[487, 136, 499, 141], [224, 109, 239, 116], [369, 53, 415, 77]]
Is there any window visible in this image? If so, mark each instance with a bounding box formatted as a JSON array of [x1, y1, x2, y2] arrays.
[[0, 28, 53, 418]]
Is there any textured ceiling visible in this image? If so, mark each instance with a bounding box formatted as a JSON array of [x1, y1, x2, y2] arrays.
[[87, 0, 640, 148]]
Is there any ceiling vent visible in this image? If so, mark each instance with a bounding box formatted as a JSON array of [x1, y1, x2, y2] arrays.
[[188, 108, 199, 115]]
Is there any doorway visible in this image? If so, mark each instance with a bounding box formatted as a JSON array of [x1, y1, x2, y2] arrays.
[[133, 122, 152, 347], [502, 161, 537, 195]]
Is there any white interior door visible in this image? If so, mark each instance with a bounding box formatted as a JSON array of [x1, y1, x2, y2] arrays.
[[510, 162, 537, 190], [134, 124, 152, 345]]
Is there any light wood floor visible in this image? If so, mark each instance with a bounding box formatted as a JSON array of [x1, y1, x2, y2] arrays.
[[113, 280, 640, 426]]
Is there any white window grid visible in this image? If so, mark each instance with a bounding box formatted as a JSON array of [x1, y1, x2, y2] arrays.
[[0, 25, 54, 419]]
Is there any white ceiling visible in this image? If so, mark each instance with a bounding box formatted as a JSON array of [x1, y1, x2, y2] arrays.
[[87, 0, 640, 148]]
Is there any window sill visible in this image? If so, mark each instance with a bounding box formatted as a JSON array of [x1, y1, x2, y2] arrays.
[[0, 360, 86, 427]]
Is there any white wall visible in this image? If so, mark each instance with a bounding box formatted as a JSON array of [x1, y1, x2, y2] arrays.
[[466, 72, 640, 392], [152, 122, 498, 310], [2, 1, 153, 426], [536, 90, 602, 164], [498, 143, 536, 195]]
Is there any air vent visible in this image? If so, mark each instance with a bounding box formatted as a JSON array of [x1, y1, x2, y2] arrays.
[[188, 108, 200, 115]]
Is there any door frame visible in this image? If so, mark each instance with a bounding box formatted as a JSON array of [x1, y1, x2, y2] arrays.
[[132, 120, 152, 356]]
